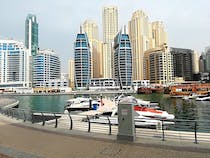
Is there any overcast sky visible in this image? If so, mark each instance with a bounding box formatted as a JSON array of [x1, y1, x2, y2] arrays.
[[1, 0, 210, 72]]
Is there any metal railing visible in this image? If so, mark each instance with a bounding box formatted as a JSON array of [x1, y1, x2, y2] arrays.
[[0, 107, 210, 144]]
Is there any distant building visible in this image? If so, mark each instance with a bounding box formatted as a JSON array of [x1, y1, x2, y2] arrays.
[[205, 47, 210, 72], [74, 33, 91, 90], [128, 10, 168, 81], [0, 40, 30, 89], [68, 59, 74, 88], [170, 47, 194, 81], [132, 80, 150, 91], [102, 6, 118, 78], [25, 14, 38, 56], [89, 78, 119, 90], [144, 44, 174, 85], [192, 50, 200, 75], [199, 52, 206, 73], [128, 10, 150, 81], [82, 20, 103, 78], [33, 49, 61, 90], [113, 30, 132, 89]]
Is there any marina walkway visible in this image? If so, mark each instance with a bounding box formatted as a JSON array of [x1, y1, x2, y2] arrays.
[[0, 114, 209, 158]]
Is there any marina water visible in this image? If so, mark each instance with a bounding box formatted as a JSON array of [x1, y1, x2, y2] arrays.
[[16, 93, 210, 132]]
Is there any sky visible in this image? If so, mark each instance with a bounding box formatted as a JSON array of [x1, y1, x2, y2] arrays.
[[1, 0, 210, 73]]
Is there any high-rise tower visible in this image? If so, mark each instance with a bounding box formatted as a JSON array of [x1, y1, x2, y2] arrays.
[[74, 32, 91, 89], [102, 6, 118, 78], [25, 14, 38, 56], [128, 10, 150, 80], [113, 30, 132, 89], [82, 20, 103, 78]]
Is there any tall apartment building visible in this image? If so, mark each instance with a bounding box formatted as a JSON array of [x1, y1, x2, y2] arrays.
[[113, 30, 132, 89], [144, 44, 174, 85], [33, 49, 61, 88], [82, 20, 103, 78], [129, 10, 168, 81], [128, 10, 150, 80], [170, 47, 194, 81], [74, 33, 91, 89], [0, 40, 30, 89], [102, 6, 118, 78], [25, 14, 38, 56], [151, 21, 168, 48]]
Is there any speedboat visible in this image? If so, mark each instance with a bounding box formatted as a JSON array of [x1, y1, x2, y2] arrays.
[[195, 95, 210, 101], [116, 95, 174, 120], [134, 105, 175, 120], [182, 93, 200, 100], [65, 97, 100, 111]]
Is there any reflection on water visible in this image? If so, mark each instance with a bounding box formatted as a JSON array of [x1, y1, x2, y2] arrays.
[[16, 95, 73, 113]]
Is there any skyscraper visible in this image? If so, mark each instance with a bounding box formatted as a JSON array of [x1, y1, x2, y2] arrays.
[[25, 14, 39, 56], [151, 21, 168, 48], [102, 6, 118, 78], [82, 20, 102, 78], [113, 30, 132, 89], [74, 32, 91, 89], [0, 40, 30, 88], [128, 10, 150, 80]]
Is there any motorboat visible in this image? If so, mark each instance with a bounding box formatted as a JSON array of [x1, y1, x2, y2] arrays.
[[65, 97, 100, 111], [195, 95, 210, 101], [115, 94, 160, 109], [136, 99, 160, 109], [87, 111, 174, 129], [134, 105, 175, 120], [116, 95, 174, 120], [182, 93, 200, 100]]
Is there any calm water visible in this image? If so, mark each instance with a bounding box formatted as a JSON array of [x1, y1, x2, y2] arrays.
[[15, 93, 210, 121]]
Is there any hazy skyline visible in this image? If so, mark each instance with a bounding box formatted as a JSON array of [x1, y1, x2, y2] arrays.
[[1, 0, 210, 72]]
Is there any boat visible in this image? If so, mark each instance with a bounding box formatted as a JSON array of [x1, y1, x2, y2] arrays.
[[134, 105, 175, 120], [117, 95, 174, 120], [182, 93, 200, 100], [65, 97, 100, 111], [88, 115, 163, 129], [87, 109, 174, 129], [195, 92, 210, 101]]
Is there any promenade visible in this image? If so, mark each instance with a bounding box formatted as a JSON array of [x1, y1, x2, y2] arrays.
[[0, 114, 210, 158]]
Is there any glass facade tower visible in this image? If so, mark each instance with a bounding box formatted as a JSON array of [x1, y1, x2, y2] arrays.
[[113, 31, 132, 89], [25, 14, 38, 56], [74, 33, 91, 89]]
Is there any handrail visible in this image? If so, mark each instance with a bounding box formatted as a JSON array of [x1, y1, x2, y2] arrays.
[[22, 110, 26, 122], [41, 112, 45, 126], [68, 113, 73, 130], [54, 113, 58, 128], [1, 107, 210, 145], [161, 120, 165, 141], [107, 116, 111, 135], [87, 115, 90, 132], [194, 121, 198, 144]]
